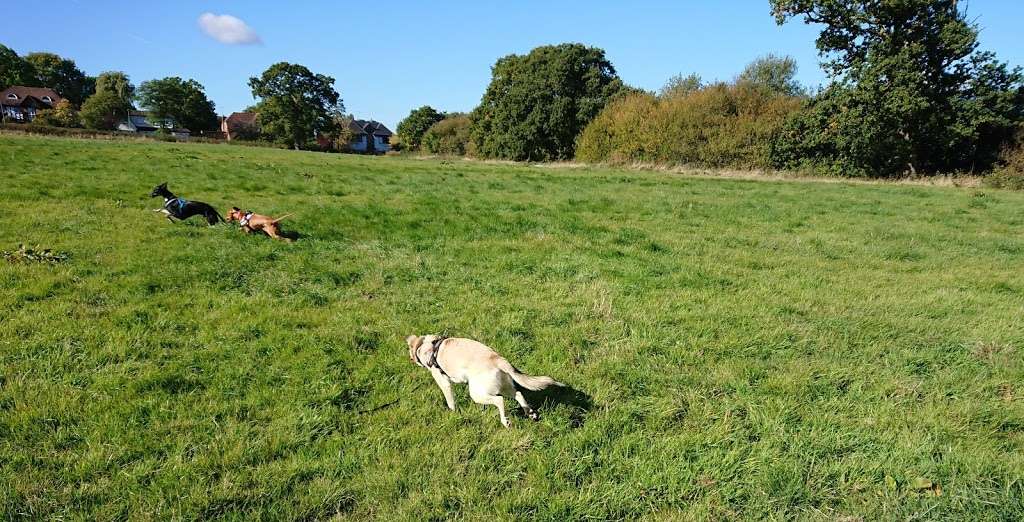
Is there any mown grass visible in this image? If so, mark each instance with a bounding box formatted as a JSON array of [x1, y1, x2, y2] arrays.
[[1, 134, 1023, 520]]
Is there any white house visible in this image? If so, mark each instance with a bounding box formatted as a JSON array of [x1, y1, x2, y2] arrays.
[[348, 119, 392, 153]]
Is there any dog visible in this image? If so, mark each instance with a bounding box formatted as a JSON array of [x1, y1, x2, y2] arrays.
[[225, 207, 292, 241], [149, 182, 222, 225], [407, 335, 563, 427]]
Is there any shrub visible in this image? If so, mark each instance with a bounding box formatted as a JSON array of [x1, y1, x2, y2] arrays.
[[422, 115, 472, 156], [34, 99, 80, 128], [576, 83, 802, 169], [985, 131, 1024, 189]]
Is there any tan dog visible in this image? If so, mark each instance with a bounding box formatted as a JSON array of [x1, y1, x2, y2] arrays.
[[226, 207, 292, 241], [407, 335, 562, 427]]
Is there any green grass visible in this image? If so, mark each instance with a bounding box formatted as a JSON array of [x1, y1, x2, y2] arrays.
[[2, 134, 1023, 520]]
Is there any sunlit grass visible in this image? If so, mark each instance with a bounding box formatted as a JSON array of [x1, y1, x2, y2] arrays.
[[1, 134, 1022, 520]]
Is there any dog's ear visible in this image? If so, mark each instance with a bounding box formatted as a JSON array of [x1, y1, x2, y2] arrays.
[[231, 206, 240, 212], [406, 335, 423, 349]]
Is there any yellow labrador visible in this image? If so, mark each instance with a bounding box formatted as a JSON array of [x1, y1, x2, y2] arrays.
[[407, 335, 562, 427]]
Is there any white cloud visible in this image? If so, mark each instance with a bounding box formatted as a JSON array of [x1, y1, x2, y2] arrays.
[[198, 13, 261, 45]]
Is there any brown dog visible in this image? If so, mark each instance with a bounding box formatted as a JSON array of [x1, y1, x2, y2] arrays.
[[226, 207, 292, 241]]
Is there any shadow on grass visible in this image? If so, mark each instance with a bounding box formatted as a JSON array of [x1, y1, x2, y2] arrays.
[[523, 383, 593, 427]]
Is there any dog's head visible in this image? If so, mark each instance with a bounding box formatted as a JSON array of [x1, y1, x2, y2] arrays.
[[225, 206, 244, 222], [150, 182, 169, 198], [406, 335, 426, 366]]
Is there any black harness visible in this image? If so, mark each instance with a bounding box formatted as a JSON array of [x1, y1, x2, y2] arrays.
[[417, 336, 449, 377]]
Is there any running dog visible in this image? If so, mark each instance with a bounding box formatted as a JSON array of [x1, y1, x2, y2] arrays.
[[149, 182, 222, 225], [407, 334, 563, 427], [225, 207, 292, 241]]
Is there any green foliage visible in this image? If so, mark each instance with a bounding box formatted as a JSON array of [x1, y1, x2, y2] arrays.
[[985, 130, 1024, 189], [79, 91, 130, 130], [736, 54, 803, 96], [33, 99, 80, 128], [577, 81, 802, 168], [421, 114, 472, 155], [770, 0, 1024, 176], [470, 43, 626, 161], [137, 77, 218, 132], [0, 44, 38, 89], [94, 71, 135, 107], [248, 62, 343, 150], [24, 52, 92, 106], [3, 134, 1024, 519], [659, 73, 702, 98], [396, 105, 444, 150]]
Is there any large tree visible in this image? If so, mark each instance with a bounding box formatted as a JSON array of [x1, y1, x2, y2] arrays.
[[470, 43, 626, 161], [396, 105, 444, 151], [736, 54, 803, 96], [80, 91, 129, 130], [137, 77, 218, 133], [248, 62, 343, 150], [770, 0, 1024, 176], [0, 45, 38, 90], [24, 52, 92, 106], [94, 71, 135, 107]]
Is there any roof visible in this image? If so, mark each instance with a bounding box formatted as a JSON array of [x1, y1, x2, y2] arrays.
[[349, 119, 393, 137], [125, 111, 190, 133], [0, 86, 61, 107], [225, 112, 257, 126]]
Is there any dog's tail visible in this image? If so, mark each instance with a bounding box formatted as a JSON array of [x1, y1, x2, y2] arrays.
[[496, 359, 562, 391], [271, 213, 293, 224]]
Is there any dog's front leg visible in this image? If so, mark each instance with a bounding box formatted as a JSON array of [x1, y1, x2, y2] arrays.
[[430, 368, 456, 411]]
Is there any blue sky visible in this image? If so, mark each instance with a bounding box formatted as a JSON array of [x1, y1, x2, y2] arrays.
[[6, 1, 1024, 130]]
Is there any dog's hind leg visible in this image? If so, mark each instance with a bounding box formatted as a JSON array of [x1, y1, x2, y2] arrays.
[[470, 382, 509, 427], [514, 390, 540, 421]]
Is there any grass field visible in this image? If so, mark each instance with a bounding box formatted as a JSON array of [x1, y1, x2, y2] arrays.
[[2, 134, 1023, 520]]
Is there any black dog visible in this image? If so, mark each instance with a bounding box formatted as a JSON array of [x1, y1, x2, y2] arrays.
[[149, 182, 223, 225]]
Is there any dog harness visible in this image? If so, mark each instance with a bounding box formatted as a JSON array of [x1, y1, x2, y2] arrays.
[[164, 197, 187, 215], [418, 337, 449, 377], [239, 211, 254, 228]]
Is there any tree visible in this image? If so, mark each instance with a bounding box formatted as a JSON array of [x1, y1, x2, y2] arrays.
[[25, 52, 92, 106], [770, 0, 1024, 176], [396, 105, 444, 150], [137, 77, 218, 133], [470, 43, 626, 161], [422, 114, 473, 155], [94, 71, 135, 107], [659, 73, 702, 98], [736, 54, 803, 96], [34, 99, 80, 127], [80, 91, 130, 130], [0, 44, 38, 90], [248, 62, 343, 149]]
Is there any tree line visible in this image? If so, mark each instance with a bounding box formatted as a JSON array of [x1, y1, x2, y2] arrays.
[[397, 0, 1024, 179], [1, 46, 345, 150]]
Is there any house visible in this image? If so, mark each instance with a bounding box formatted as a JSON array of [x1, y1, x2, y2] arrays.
[[117, 111, 190, 139], [0, 86, 61, 123], [348, 119, 392, 153], [219, 111, 258, 140]]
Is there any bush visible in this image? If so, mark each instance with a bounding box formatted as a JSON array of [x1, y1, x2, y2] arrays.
[[576, 83, 802, 169], [422, 115, 472, 156], [985, 132, 1024, 189]]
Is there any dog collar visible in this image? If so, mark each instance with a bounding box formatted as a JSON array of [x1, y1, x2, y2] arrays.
[[419, 336, 449, 376]]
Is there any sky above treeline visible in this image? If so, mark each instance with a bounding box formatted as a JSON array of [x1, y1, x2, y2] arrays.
[[7, 1, 1024, 130]]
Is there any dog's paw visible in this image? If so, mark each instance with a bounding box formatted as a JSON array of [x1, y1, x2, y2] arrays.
[[528, 411, 540, 421]]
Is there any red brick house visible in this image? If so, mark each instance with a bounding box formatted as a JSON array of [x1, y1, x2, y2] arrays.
[[0, 86, 62, 123], [219, 112, 259, 140]]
